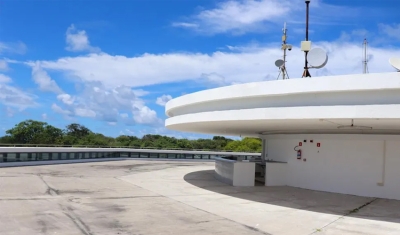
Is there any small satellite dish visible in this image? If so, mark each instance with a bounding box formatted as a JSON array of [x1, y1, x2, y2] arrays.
[[275, 59, 284, 67], [389, 57, 400, 71], [307, 48, 328, 69]]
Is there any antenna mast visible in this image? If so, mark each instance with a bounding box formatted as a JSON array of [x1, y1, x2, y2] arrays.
[[277, 22, 290, 80], [363, 38, 369, 74], [301, 0, 311, 78], [275, 23, 292, 80]]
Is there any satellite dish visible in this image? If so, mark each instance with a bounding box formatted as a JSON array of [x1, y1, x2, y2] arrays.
[[389, 57, 400, 71], [307, 47, 328, 69], [275, 59, 284, 67]]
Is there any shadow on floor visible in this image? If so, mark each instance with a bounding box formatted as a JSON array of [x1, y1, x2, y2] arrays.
[[184, 170, 400, 224]]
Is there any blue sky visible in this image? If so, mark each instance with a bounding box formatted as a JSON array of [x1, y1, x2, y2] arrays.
[[1, 0, 400, 139]]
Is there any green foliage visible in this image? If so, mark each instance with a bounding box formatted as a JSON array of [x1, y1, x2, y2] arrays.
[[5, 120, 64, 144], [224, 137, 262, 152], [0, 119, 261, 152]]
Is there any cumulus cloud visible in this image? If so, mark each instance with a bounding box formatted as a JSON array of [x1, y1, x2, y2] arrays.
[[42, 113, 48, 120], [65, 24, 100, 52], [37, 40, 400, 89], [132, 106, 161, 125], [31, 63, 63, 93], [57, 93, 75, 105], [52, 83, 161, 126], [8, 15, 400, 131], [156, 95, 172, 106]]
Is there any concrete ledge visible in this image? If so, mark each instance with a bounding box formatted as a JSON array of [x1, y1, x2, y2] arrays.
[[214, 157, 255, 186], [0, 158, 216, 168], [0, 158, 127, 168]]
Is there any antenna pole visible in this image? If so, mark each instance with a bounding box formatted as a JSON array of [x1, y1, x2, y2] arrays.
[[276, 22, 290, 80], [363, 38, 369, 74], [282, 22, 287, 80], [302, 0, 311, 78]]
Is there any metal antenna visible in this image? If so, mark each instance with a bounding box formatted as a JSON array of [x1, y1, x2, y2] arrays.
[[277, 22, 290, 80], [302, 0, 311, 78], [363, 38, 369, 74]]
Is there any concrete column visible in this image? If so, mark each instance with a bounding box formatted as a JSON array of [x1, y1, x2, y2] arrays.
[[261, 139, 267, 163]]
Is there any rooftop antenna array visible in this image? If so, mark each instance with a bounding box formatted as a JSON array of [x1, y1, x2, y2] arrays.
[[275, 22, 292, 80], [300, 0, 328, 77], [363, 38, 369, 74]]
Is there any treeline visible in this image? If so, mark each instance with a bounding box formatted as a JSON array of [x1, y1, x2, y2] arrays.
[[0, 120, 262, 152]]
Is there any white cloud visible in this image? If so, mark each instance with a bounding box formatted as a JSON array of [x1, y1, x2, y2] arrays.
[[171, 22, 199, 29], [172, 0, 292, 35], [132, 106, 162, 126], [75, 108, 96, 118], [65, 24, 99, 52], [120, 113, 129, 118], [0, 83, 37, 110], [52, 103, 72, 115], [31, 63, 63, 93], [57, 93, 75, 105], [378, 23, 400, 40], [52, 83, 161, 126], [0, 41, 27, 55], [120, 128, 135, 136], [132, 89, 149, 97], [6, 107, 14, 117], [0, 74, 11, 83], [172, 0, 360, 35], [42, 113, 48, 120], [201, 73, 227, 86], [156, 94, 172, 106], [37, 40, 400, 89], [0, 60, 8, 71]]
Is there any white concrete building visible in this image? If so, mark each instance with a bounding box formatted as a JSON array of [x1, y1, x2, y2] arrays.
[[165, 72, 400, 200]]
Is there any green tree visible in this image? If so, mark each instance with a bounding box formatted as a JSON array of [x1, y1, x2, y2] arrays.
[[5, 120, 63, 144], [65, 123, 91, 138], [0, 119, 262, 152], [224, 137, 261, 152]]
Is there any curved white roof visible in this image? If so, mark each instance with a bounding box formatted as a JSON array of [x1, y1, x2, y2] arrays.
[[165, 72, 400, 136]]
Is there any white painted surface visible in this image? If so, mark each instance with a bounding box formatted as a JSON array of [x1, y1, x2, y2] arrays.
[[166, 72, 400, 115], [233, 162, 255, 186], [165, 72, 400, 199], [214, 158, 235, 185], [264, 134, 400, 200], [165, 72, 400, 136], [265, 163, 287, 186], [214, 157, 255, 186]]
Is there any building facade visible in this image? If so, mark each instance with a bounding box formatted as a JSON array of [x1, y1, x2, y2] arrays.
[[165, 72, 400, 200]]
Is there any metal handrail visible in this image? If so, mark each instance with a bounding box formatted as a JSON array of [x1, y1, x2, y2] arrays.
[[0, 143, 261, 153]]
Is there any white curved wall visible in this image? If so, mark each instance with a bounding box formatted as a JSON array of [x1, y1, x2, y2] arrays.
[[166, 72, 400, 117], [165, 72, 400, 136], [264, 134, 400, 200]]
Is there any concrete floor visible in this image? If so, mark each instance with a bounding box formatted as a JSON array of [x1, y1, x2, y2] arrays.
[[0, 160, 399, 235]]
